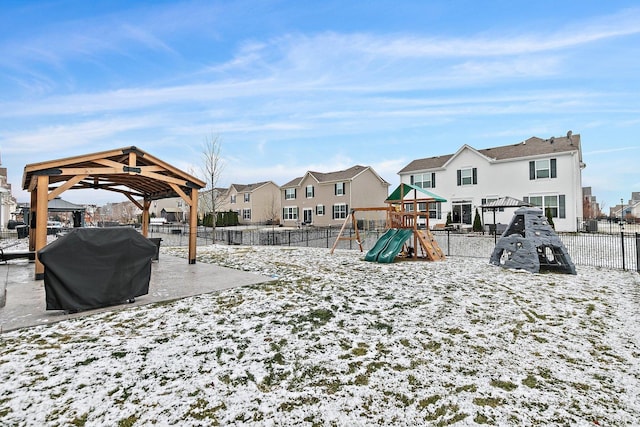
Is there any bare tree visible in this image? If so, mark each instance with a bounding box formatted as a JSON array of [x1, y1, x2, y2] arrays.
[[263, 192, 281, 228], [200, 134, 225, 239]]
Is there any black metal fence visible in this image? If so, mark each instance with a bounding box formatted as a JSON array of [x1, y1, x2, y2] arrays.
[[145, 224, 640, 273], [7, 223, 635, 272]]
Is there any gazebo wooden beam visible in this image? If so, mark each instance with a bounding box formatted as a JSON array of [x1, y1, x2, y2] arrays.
[[48, 175, 88, 200]]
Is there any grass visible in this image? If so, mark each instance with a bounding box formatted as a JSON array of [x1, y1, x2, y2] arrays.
[[1, 246, 637, 426]]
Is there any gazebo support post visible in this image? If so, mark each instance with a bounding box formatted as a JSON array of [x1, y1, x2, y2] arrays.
[[29, 191, 36, 252], [188, 189, 198, 264], [141, 199, 151, 237], [34, 175, 49, 280]]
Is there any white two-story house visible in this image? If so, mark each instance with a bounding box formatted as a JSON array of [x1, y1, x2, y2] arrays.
[[281, 165, 390, 227], [398, 133, 585, 232]]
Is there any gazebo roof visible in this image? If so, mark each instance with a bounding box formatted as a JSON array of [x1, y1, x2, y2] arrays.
[[48, 197, 85, 212], [480, 196, 532, 209], [22, 146, 205, 201]]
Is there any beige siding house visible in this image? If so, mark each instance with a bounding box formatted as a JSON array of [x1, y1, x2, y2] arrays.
[[198, 187, 231, 219], [281, 165, 390, 227], [226, 181, 281, 225]]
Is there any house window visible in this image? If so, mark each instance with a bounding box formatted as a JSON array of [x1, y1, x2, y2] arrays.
[[333, 203, 348, 219], [243, 209, 251, 220], [244, 193, 250, 202], [404, 203, 414, 212], [316, 204, 325, 216], [285, 188, 296, 200], [412, 173, 436, 188], [416, 202, 441, 220], [529, 159, 557, 180], [428, 202, 442, 219], [306, 185, 314, 198], [283, 206, 298, 220], [525, 195, 566, 218], [457, 168, 477, 186], [335, 182, 345, 196], [452, 201, 472, 224], [230, 195, 237, 204]]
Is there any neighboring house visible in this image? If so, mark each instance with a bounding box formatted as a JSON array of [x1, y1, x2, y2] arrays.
[[582, 186, 601, 220], [198, 187, 231, 220], [398, 134, 585, 232], [0, 166, 17, 231], [160, 207, 185, 223], [225, 181, 281, 225], [280, 165, 390, 227], [610, 193, 640, 221]]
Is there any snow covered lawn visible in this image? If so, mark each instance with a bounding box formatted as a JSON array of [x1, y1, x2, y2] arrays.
[[1, 245, 639, 426]]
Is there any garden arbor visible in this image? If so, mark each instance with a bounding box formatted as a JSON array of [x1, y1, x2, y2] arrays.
[[22, 146, 205, 279]]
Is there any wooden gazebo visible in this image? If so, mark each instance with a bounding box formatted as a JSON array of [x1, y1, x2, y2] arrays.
[[22, 146, 205, 279]]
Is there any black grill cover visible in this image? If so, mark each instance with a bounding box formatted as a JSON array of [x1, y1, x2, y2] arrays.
[[38, 228, 156, 311]]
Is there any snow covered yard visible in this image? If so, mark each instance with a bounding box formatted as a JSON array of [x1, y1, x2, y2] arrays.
[[1, 245, 639, 426]]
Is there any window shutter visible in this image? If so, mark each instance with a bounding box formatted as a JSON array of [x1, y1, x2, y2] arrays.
[[410, 175, 414, 185], [529, 161, 535, 180], [345, 204, 349, 215], [559, 195, 566, 218], [282, 208, 285, 219], [437, 202, 442, 219], [431, 173, 436, 188], [312, 187, 315, 197], [457, 170, 462, 186], [481, 198, 486, 205], [294, 189, 297, 199], [334, 184, 337, 195], [550, 159, 557, 178], [472, 168, 477, 185]]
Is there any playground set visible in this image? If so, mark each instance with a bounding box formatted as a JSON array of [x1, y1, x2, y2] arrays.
[[331, 183, 446, 263]]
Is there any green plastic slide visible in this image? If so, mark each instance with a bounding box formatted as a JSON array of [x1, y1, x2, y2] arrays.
[[376, 229, 413, 263], [364, 229, 398, 262]]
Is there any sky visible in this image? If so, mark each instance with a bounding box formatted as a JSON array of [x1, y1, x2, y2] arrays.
[[1, 0, 639, 211]]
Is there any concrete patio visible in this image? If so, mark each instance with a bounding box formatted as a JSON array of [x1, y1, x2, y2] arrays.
[[0, 254, 272, 333]]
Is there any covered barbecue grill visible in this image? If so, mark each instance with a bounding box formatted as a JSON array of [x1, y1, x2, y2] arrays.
[[38, 228, 157, 311]]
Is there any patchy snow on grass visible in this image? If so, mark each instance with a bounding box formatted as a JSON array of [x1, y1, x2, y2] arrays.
[[1, 245, 639, 426]]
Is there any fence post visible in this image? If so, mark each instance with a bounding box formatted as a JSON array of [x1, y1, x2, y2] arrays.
[[447, 229, 451, 256], [621, 231, 626, 271], [636, 233, 639, 273]]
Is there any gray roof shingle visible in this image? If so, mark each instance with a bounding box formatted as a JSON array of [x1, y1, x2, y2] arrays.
[[399, 134, 581, 173], [283, 165, 387, 188]]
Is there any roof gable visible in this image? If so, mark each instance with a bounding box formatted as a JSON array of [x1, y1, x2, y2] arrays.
[[230, 181, 274, 193], [442, 144, 495, 168]]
